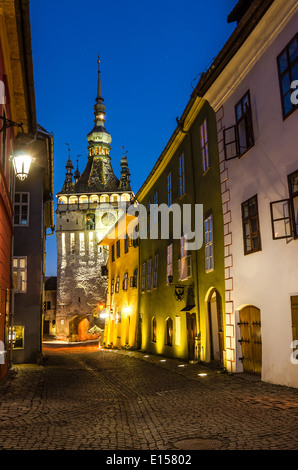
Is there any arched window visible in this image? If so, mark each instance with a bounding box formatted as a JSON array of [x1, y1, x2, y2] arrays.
[[165, 317, 173, 347], [152, 317, 157, 343], [86, 213, 95, 230]]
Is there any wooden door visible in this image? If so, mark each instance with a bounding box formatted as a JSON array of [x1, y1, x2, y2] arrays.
[[186, 312, 197, 361], [239, 306, 262, 374], [208, 290, 224, 365]]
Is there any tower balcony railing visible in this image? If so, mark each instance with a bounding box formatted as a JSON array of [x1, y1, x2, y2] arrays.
[[56, 199, 132, 213]]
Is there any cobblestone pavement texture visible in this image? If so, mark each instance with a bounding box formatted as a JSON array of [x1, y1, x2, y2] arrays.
[[0, 345, 298, 451]]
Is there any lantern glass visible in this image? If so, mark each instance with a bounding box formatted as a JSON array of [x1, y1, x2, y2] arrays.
[[11, 153, 33, 181]]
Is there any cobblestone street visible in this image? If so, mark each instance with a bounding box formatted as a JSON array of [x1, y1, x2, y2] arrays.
[[0, 345, 298, 452]]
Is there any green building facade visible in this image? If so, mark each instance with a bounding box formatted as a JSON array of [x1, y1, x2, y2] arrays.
[[137, 97, 226, 366]]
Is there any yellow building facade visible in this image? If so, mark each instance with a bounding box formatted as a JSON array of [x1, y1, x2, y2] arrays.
[[100, 214, 139, 349]]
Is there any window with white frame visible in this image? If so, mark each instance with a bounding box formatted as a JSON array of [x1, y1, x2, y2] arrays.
[[13, 257, 27, 293], [167, 244, 173, 284], [14, 192, 30, 226], [270, 170, 298, 240], [277, 33, 298, 119], [205, 215, 214, 271], [200, 119, 209, 173]]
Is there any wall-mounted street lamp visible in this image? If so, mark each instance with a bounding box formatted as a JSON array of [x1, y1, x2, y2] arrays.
[[167, 275, 195, 303], [10, 149, 35, 181], [0, 115, 35, 180]]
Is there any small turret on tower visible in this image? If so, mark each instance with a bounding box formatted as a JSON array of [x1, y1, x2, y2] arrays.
[[119, 146, 131, 191], [62, 147, 74, 192]]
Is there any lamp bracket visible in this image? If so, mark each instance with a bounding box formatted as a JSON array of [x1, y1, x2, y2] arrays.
[[0, 115, 23, 133]]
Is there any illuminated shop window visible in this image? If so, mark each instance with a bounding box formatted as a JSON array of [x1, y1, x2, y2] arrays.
[[11, 326, 25, 349]]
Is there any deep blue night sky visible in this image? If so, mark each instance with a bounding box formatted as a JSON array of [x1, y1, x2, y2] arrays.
[[29, 0, 237, 276]]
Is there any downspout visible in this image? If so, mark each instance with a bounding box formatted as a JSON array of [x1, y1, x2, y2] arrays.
[[176, 116, 201, 360]]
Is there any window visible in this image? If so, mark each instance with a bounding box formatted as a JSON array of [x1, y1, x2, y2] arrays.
[[153, 254, 158, 288], [167, 172, 172, 207], [111, 279, 114, 294], [130, 268, 138, 288], [111, 244, 115, 262], [46, 301, 51, 310], [101, 265, 108, 276], [291, 296, 298, 341], [277, 34, 298, 119], [167, 244, 173, 284], [175, 316, 181, 346], [116, 240, 120, 258], [11, 326, 24, 349], [115, 276, 120, 293], [147, 258, 152, 291], [152, 317, 157, 343], [179, 154, 185, 196], [70, 233, 75, 254], [141, 262, 146, 292], [205, 215, 213, 271], [13, 257, 27, 293], [224, 90, 254, 159], [123, 272, 128, 290], [235, 91, 254, 156], [86, 213, 95, 230], [178, 236, 192, 280], [14, 192, 29, 226], [200, 119, 209, 172], [89, 231, 94, 251], [165, 317, 173, 347], [124, 234, 129, 253], [241, 195, 262, 255], [79, 233, 85, 253], [270, 170, 298, 240]]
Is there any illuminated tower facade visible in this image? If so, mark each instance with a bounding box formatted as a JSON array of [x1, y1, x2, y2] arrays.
[[55, 59, 133, 341]]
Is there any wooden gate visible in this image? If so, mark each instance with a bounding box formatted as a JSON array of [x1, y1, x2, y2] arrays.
[[238, 306, 262, 374]]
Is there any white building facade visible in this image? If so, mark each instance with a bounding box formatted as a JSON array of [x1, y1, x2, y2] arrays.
[[199, 0, 298, 387]]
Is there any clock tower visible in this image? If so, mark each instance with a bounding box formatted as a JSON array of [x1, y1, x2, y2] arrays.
[[55, 59, 134, 341]]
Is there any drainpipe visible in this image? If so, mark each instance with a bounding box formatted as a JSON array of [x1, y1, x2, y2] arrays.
[[176, 117, 201, 359]]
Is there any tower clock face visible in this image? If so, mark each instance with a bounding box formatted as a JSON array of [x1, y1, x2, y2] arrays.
[[101, 211, 116, 226]]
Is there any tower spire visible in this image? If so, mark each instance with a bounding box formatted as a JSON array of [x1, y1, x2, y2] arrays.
[[97, 55, 103, 103]]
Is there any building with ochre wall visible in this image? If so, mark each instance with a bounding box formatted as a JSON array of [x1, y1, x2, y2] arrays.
[[100, 214, 139, 349]]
